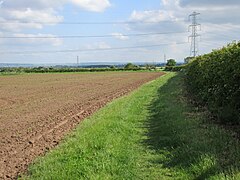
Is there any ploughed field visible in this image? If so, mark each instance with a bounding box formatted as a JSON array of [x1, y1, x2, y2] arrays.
[[0, 72, 164, 179]]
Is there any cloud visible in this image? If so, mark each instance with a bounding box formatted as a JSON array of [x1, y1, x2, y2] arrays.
[[128, 10, 186, 33], [1, 0, 62, 9], [0, 1, 4, 7], [8, 8, 62, 23], [125, 0, 240, 61], [0, 0, 111, 32], [15, 33, 63, 46], [164, 0, 240, 24], [111, 33, 129, 40], [0, 9, 63, 32], [130, 10, 177, 22], [179, 0, 240, 7], [128, 1, 240, 33], [71, 0, 111, 12], [85, 42, 111, 49], [1, 0, 111, 12], [0, 33, 63, 46]]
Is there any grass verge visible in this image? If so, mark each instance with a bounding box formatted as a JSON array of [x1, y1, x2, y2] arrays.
[[24, 73, 240, 179]]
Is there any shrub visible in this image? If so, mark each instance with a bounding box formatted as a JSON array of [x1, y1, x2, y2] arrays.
[[166, 59, 177, 66], [124, 63, 140, 70], [165, 65, 186, 72], [185, 42, 240, 124]]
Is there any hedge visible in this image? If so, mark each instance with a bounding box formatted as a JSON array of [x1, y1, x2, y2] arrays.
[[165, 65, 186, 72], [0, 67, 143, 74], [185, 42, 240, 124]]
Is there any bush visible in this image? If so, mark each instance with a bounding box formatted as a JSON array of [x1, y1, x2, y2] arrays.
[[0, 67, 144, 74], [185, 42, 240, 124], [165, 65, 186, 72], [166, 59, 176, 66], [124, 63, 140, 70]]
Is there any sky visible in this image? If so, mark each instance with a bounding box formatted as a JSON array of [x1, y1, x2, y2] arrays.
[[0, 0, 240, 64]]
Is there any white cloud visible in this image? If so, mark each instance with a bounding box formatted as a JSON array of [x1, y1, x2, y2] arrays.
[[97, 42, 111, 49], [0, 8, 63, 31], [8, 8, 62, 23], [71, 0, 111, 12], [0, 12, 62, 32], [0, 17, 43, 32], [15, 33, 62, 46], [179, 0, 240, 7], [0, 1, 4, 7], [129, 10, 186, 33], [85, 42, 111, 49], [163, 0, 240, 24], [0, 0, 111, 12], [111, 33, 129, 40], [0, 0, 112, 55], [0, 33, 63, 46], [0, 0, 111, 32], [130, 10, 176, 22], [5, 0, 111, 12], [126, 0, 240, 61]]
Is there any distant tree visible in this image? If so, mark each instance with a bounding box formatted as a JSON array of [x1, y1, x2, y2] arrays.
[[145, 64, 156, 70], [145, 64, 151, 70], [110, 65, 116, 69], [36, 66, 44, 69], [124, 63, 139, 69], [184, 57, 194, 64], [166, 59, 176, 66]]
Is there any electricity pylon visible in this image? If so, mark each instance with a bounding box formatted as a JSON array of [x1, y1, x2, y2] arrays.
[[189, 12, 201, 57]]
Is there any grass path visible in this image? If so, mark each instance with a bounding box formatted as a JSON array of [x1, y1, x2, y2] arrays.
[[25, 73, 240, 179]]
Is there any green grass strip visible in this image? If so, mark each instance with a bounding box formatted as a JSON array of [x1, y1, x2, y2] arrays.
[[25, 73, 240, 179]]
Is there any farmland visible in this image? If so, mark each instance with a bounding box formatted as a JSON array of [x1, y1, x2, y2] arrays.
[[0, 72, 164, 179], [1, 1, 240, 179], [25, 73, 240, 179]]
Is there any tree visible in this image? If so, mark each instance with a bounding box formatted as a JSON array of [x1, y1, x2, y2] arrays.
[[110, 65, 116, 69], [124, 63, 139, 69], [184, 57, 194, 64], [166, 59, 176, 66], [145, 64, 156, 70]]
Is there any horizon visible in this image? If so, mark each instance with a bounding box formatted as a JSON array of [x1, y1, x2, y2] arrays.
[[0, 61, 185, 68]]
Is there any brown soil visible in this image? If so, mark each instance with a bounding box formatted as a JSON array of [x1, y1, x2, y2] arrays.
[[0, 72, 164, 179]]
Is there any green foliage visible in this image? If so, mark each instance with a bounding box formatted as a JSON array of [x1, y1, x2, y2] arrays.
[[166, 59, 176, 66], [144, 64, 156, 70], [184, 56, 194, 64], [124, 63, 140, 70], [109, 65, 116, 69], [0, 67, 144, 75], [185, 42, 240, 124], [165, 65, 186, 72]]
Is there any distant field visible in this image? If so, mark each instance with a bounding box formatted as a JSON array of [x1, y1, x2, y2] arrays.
[[0, 72, 164, 179]]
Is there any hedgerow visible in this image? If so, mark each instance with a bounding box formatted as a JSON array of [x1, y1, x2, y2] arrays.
[[185, 42, 240, 124], [0, 67, 143, 74], [165, 65, 186, 72]]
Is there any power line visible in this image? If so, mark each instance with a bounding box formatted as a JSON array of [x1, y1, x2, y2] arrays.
[[0, 19, 186, 25], [0, 31, 188, 39], [0, 42, 188, 55], [201, 41, 231, 48], [202, 31, 238, 41], [189, 12, 201, 57]]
